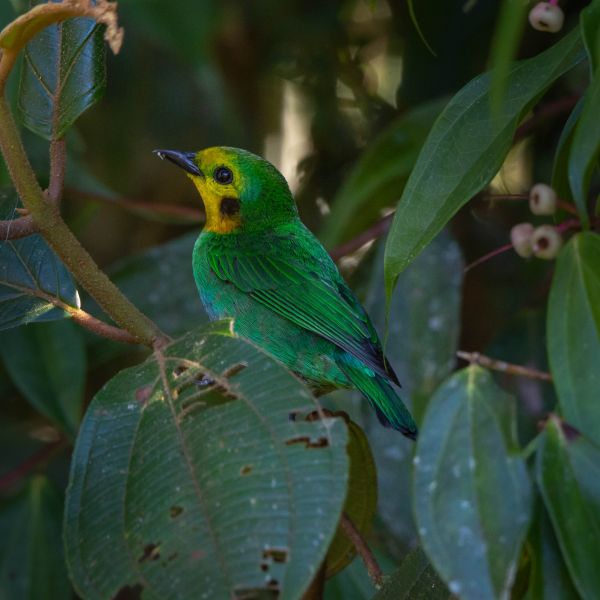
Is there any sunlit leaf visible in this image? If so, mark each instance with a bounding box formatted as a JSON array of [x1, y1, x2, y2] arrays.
[[384, 27, 584, 297], [0, 476, 71, 600], [0, 320, 85, 437], [17, 7, 106, 139], [322, 98, 447, 247], [373, 547, 449, 600], [547, 233, 600, 442], [414, 366, 532, 600], [65, 322, 349, 600], [536, 416, 600, 600]]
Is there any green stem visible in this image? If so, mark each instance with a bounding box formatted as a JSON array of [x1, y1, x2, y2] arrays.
[[0, 93, 167, 347]]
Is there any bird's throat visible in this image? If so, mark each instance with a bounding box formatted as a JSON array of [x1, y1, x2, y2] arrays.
[[191, 178, 241, 234]]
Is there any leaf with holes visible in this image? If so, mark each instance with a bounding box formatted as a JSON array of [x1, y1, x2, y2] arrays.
[[0, 476, 72, 600], [413, 366, 532, 600], [17, 7, 106, 139], [373, 547, 449, 600], [547, 233, 600, 442], [384, 27, 584, 297], [535, 416, 600, 600], [0, 233, 79, 331], [0, 320, 85, 437], [64, 321, 349, 600]]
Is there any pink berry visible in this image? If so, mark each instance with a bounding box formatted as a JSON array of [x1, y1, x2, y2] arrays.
[[532, 225, 563, 259], [529, 183, 558, 215], [511, 223, 535, 258], [529, 2, 564, 33]]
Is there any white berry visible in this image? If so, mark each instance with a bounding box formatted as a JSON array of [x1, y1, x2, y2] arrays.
[[529, 183, 558, 215], [532, 225, 563, 259], [511, 223, 535, 258], [529, 2, 565, 33]]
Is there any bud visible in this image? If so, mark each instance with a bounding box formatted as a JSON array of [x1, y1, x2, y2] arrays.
[[529, 183, 558, 215], [529, 2, 565, 33], [532, 225, 563, 259], [511, 223, 535, 258]]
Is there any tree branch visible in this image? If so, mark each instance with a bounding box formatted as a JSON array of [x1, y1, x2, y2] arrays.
[[340, 512, 384, 589], [457, 351, 552, 381], [330, 213, 394, 260]]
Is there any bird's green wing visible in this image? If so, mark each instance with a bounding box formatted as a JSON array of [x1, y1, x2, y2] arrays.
[[207, 246, 399, 385]]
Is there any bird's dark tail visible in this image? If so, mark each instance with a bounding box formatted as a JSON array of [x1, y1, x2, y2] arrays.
[[340, 363, 418, 440]]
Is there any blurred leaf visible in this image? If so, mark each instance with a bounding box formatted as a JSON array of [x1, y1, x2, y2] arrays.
[[526, 502, 580, 600], [488, 0, 528, 113], [551, 97, 584, 200], [65, 322, 349, 600], [17, 9, 105, 140], [535, 416, 600, 600], [322, 98, 447, 247], [0, 320, 84, 437], [547, 233, 600, 442], [384, 27, 584, 297], [581, 0, 600, 74], [0, 224, 79, 331], [406, 0, 436, 56], [414, 366, 532, 600], [326, 420, 377, 578], [373, 547, 449, 600], [350, 232, 462, 553], [0, 476, 71, 600]]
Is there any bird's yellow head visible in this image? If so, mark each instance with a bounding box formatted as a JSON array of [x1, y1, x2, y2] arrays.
[[154, 146, 297, 234]]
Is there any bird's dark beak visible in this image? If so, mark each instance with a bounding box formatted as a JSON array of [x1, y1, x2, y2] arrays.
[[153, 149, 204, 177]]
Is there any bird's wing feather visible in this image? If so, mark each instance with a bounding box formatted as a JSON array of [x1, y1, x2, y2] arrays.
[[208, 246, 399, 385]]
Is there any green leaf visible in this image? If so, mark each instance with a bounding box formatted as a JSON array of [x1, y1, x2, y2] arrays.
[[325, 420, 377, 578], [65, 322, 349, 600], [321, 98, 447, 248], [0, 319, 85, 436], [413, 366, 532, 600], [0, 232, 79, 331], [488, 0, 528, 113], [535, 416, 600, 600], [526, 502, 580, 600], [547, 232, 600, 442], [0, 476, 71, 600], [581, 0, 600, 74], [373, 547, 449, 600], [17, 9, 106, 139], [407, 0, 436, 56], [352, 232, 462, 552], [384, 27, 584, 297], [551, 96, 585, 200]]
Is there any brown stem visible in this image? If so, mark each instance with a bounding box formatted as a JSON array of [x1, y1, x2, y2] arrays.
[[514, 94, 580, 141], [0, 438, 65, 493], [457, 351, 552, 381], [48, 138, 66, 204], [340, 512, 384, 589], [464, 243, 513, 273], [0, 214, 38, 239], [330, 213, 394, 260]]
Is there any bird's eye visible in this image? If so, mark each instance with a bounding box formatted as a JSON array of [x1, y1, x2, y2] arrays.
[[214, 166, 233, 185]]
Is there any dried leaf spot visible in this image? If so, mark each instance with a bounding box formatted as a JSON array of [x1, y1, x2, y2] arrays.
[[138, 542, 161, 563], [169, 505, 184, 518], [262, 547, 289, 563], [112, 583, 143, 600], [221, 362, 248, 378], [135, 385, 152, 406], [240, 464, 253, 476], [285, 436, 329, 449]]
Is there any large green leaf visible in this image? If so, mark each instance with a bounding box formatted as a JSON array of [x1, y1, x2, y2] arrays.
[[321, 98, 447, 247], [535, 416, 600, 600], [525, 502, 579, 600], [17, 7, 106, 140], [351, 232, 462, 553], [0, 319, 85, 436], [384, 27, 584, 297], [581, 0, 600, 74], [413, 366, 532, 600], [373, 547, 449, 600], [0, 476, 71, 600], [0, 232, 79, 331], [547, 232, 600, 442], [65, 322, 349, 600]]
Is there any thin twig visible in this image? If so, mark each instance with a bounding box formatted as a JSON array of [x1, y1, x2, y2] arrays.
[[515, 94, 580, 141], [330, 213, 394, 260], [457, 351, 552, 381], [481, 193, 579, 216], [464, 243, 513, 273], [0, 438, 65, 493], [340, 512, 384, 589]]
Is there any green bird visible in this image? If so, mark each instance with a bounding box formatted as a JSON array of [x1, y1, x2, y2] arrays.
[[154, 146, 417, 439]]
